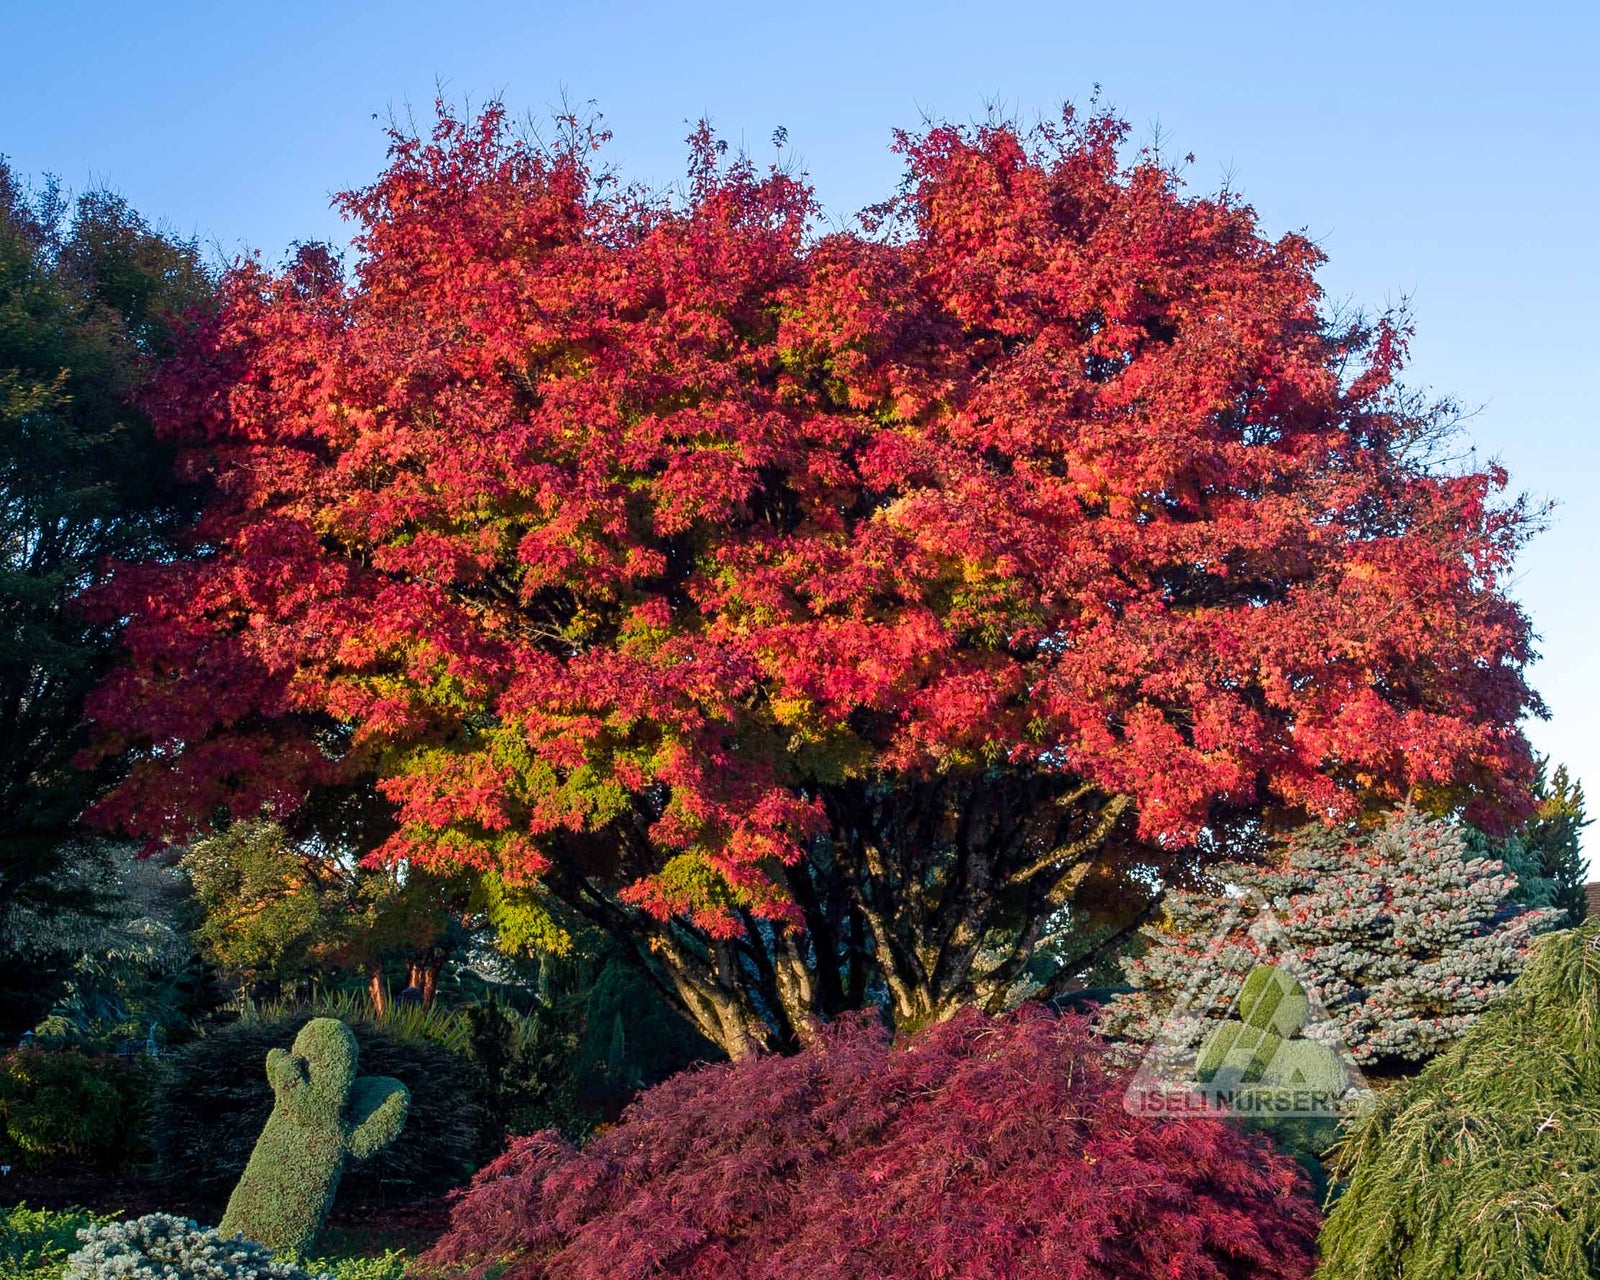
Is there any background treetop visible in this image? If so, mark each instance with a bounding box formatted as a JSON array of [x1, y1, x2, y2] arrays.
[[0, 160, 212, 1032]]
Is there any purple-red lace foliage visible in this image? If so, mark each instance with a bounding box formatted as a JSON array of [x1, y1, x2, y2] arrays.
[[419, 1007, 1319, 1280]]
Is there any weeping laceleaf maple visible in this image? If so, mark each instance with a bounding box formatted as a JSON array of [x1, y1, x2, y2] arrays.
[[419, 1008, 1321, 1280], [84, 102, 1539, 1056]]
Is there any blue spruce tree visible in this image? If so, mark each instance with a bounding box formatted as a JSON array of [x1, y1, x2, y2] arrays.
[[1103, 808, 1560, 1074]]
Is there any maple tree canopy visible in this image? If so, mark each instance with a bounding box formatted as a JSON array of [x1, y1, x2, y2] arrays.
[[84, 103, 1538, 1054]]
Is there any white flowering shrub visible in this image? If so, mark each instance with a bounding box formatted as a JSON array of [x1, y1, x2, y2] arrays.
[[63, 1216, 319, 1280]]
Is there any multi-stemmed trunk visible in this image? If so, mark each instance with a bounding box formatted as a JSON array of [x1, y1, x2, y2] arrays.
[[554, 770, 1159, 1059]]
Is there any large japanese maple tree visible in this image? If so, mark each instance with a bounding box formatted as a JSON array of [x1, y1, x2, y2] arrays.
[[85, 103, 1538, 1056]]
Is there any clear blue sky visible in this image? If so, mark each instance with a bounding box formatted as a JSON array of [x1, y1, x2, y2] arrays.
[[4, 0, 1595, 856]]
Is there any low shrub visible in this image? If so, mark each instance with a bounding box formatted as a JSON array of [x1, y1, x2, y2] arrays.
[[0, 1209, 406, 1280], [1, 1206, 116, 1280], [155, 1008, 489, 1213], [63, 1215, 313, 1280], [301, 1253, 405, 1280], [420, 1006, 1320, 1280], [0, 1048, 155, 1169]]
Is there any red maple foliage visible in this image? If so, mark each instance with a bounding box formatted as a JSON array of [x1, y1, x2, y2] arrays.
[[83, 101, 1538, 1053], [417, 1006, 1320, 1280]]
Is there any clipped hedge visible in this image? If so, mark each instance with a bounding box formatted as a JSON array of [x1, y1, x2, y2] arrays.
[[219, 1018, 410, 1256], [154, 1007, 490, 1212]]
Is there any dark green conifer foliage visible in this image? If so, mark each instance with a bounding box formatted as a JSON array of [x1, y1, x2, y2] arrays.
[[1318, 919, 1600, 1279], [218, 1018, 408, 1256], [1528, 763, 1589, 925], [1468, 758, 1590, 927], [0, 162, 209, 1032], [574, 953, 720, 1090]]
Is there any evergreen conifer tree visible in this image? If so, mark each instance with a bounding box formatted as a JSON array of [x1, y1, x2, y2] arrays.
[[1103, 809, 1558, 1073], [0, 162, 210, 1035], [1317, 917, 1600, 1279], [1465, 758, 1589, 926]]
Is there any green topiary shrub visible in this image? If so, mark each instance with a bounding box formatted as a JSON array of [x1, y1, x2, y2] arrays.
[[154, 1008, 489, 1214], [63, 1215, 314, 1280], [218, 1019, 408, 1256], [0, 1048, 154, 1170], [1317, 919, 1600, 1279]]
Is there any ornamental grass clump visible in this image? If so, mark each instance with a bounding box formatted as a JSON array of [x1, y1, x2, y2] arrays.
[[62, 1216, 314, 1280], [1317, 918, 1600, 1279], [419, 1005, 1319, 1280]]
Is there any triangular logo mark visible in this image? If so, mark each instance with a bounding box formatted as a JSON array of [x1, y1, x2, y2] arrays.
[[1122, 890, 1375, 1122]]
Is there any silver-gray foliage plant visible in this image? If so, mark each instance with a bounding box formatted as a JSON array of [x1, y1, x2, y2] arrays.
[[64, 1215, 325, 1280]]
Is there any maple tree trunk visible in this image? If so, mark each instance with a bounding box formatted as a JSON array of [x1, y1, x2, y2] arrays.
[[397, 952, 444, 1007], [368, 967, 389, 1016], [552, 869, 798, 1058], [555, 772, 1147, 1059], [657, 936, 778, 1060], [816, 774, 1140, 1028]]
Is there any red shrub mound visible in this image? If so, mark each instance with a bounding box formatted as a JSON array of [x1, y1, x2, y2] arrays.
[[419, 1007, 1318, 1280]]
